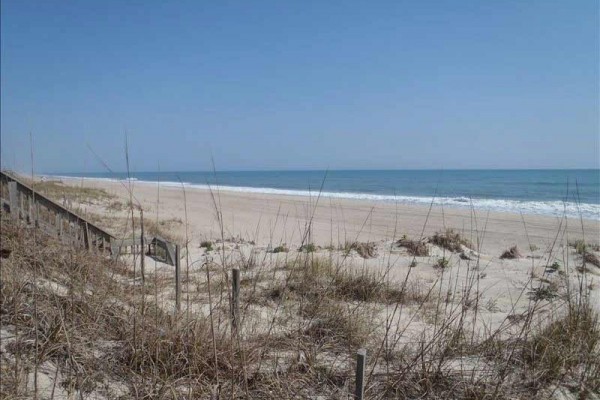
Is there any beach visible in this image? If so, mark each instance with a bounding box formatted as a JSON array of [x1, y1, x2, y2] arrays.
[[5, 174, 597, 398], [70, 176, 600, 313], [3, 1, 598, 396], [74, 177, 599, 253]]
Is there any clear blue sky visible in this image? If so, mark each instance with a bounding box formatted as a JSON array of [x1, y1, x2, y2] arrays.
[[1, 0, 598, 173]]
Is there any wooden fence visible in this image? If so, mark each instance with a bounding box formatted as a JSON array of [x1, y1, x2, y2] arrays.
[[0, 171, 176, 265]]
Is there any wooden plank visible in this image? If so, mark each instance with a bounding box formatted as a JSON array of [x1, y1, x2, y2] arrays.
[[85, 222, 91, 250], [231, 267, 241, 331], [19, 190, 24, 219], [355, 349, 366, 400], [140, 210, 145, 283], [175, 244, 181, 313], [8, 181, 18, 220]]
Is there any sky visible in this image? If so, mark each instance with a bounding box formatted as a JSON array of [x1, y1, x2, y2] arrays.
[[1, 0, 598, 173]]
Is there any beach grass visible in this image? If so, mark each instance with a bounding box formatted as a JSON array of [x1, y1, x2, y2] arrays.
[[1, 168, 599, 399], [1, 202, 598, 399]]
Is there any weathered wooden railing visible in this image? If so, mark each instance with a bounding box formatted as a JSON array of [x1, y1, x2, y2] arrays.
[[111, 235, 177, 266], [0, 170, 176, 265], [1, 170, 115, 252]]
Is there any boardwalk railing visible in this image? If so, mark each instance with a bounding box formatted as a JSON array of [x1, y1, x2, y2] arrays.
[[0, 170, 177, 265]]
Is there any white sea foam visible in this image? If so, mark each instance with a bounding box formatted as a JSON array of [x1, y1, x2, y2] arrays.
[[45, 175, 600, 221]]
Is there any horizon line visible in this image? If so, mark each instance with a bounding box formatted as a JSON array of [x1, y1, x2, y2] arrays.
[[39, 167, 600, 175]]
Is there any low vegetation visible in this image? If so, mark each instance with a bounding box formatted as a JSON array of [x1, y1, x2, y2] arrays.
[[529, 244, 539, 251], [429, 228, 472, 252], [397, 236, 429, 256], [568, 239, 600, 268], [200, 240, 214, 251], [298, 243, 317, 253], [1, 214, 598, 399], [500, 245, 522, 259], [271, 245, 289, 253], [583, 252, 600, 268], [342, 241, 377, 258], [29, 178, 115, 205], [435, 256, 450, 269], [569, 239, 600, 254]]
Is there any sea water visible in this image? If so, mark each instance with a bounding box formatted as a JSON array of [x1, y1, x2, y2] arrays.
[[48, 169, 600, 220]]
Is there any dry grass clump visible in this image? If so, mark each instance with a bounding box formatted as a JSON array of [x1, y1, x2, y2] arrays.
[[519, 301, 600, 392], [300, 300, 370, 348], [583, 252, 600, 268], [430, 229, 472, 252], [271, 245, 289, 253], [200, 240, 214, 251], [397, 237, 429, 256], [528, 283, 559, 301], [299, 243, 317, 253], [344, 241, 377, 258], [435, 257, 450, 269], [569, 239, 600, 254], [500, 245, 522, 259], [122, 316, 238, 384], [565, 239, 600, 269], [276, 257, 428, 305]]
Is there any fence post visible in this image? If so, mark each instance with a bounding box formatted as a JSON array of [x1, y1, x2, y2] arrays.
[[8, 182, 18, 220], [84, 222, 91, 250], [19, 190, 24, 219], [56, 213, 62, 237], [28, 195, 34, 224], [69, 216, 75, 245], [355, 348, 366, 400], [34, 202, 39, 227], [231, 267, 240, 331], [175, 244, 181, 314], [140, 210, 145, 284]]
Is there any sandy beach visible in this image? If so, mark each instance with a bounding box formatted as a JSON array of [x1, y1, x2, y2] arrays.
[[68, 176, 600, 314], [75, 177, 599, 253]]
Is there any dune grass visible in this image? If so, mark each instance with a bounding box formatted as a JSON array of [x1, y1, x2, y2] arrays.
[[1, 208, 598, 399], [26, 178, 115, 205]]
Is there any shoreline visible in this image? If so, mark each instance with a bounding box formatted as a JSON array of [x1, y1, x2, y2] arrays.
[[40, 174, 600, 253], [43, 173, 600, 222]]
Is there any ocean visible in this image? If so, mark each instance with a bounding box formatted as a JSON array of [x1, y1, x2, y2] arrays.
[[49, 169, 600, 220]]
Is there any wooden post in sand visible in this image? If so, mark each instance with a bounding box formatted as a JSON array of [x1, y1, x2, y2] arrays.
[[84, 221, 91, 250], [175, 244, 181, 313], [19, 190, 24, 219], [28, 194, 34, 224], [8, 182, 18, 220], [231, 267, 240, 331], [355, 348, 366, 400], [139, 210, 145, 284], [55, 213, 62, 237]]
